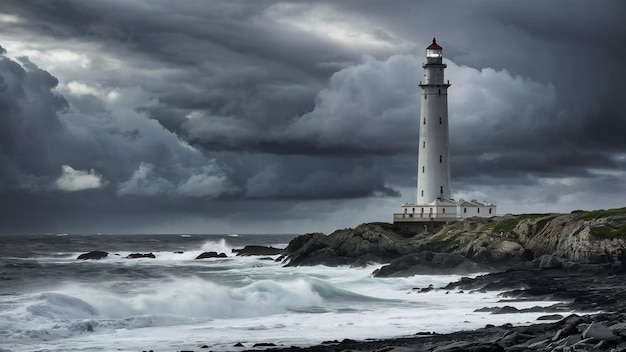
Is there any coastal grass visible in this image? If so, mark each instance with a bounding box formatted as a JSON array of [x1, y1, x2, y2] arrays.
[[579, 207, 626, 221], [490, 214, 549, 234], [590, 224, 626, 240]]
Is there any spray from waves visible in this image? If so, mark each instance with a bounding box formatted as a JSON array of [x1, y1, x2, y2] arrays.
[[3, 275, 385, 344]]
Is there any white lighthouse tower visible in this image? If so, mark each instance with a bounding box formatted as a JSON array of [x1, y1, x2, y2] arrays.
[[417, 38, 450, 204], [394, 38, 496, 227]]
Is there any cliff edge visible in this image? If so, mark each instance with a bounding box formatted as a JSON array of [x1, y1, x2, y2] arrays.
[[282, 207, 626, 276]]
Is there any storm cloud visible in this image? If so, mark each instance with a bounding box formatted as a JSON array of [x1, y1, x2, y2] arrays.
[[0, 1, 624, 234]]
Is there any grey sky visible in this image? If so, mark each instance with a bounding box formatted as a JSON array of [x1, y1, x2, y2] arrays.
[[0, 1, 624, 234]]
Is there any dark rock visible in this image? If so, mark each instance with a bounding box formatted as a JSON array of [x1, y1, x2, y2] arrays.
[[252, 342, 276, 347], [77, 250, 108, 260], [200, 345, 209, 348], [195, 251, 227, 259], [492, 306, 519, 314], [126, 252, 155, 259], [582, 321, 618, 341], [537, 314, 564, 321], [174, 251, 184, 254], [233, 245, 284, 256], [233, 342, 244, 347], [340, 339, 356, 344], [373, 252, 482, 277], [321, 340, 339, 344], [413, 284, 435, 293]]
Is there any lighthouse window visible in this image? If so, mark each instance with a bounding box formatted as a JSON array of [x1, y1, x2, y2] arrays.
[[440, 155, 442, 163], [440, 186, 443, 194], [424, 94, 427, 100], [421, 190, 424, 196], [423, 118, 426, 125], [439, 117, 442, 124], [438, 89, 441, 96], [423, 141, 425, 148], [422, 166, 425, 173]]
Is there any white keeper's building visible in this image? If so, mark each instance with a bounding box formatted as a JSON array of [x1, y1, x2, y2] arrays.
[[394, 38, 495, 224]]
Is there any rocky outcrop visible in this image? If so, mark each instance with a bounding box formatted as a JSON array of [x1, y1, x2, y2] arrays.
[[195, 251, 227, 259], [283, 223, 429, 267], [281, 207, 626, 275], [77, 250, 108, 260], [126, 252, 156, 259], [232, 245, 284, 256], [372, 252, 483, 277]]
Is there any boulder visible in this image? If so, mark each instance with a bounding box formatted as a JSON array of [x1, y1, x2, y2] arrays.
[[582, 321, 618, 342], [195, 251, 227, 259], [77, 250, 108, 260], [232, 245, 284, 256], [126, 252, 156, 259], [372, 251, 482, 277]]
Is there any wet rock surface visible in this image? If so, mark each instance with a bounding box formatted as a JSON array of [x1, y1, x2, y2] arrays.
[[233, 245, 284, 256], [76, 250, 108, 260], [195, 251, 227, 259]]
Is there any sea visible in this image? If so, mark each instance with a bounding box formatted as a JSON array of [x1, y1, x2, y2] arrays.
[[0, 233, 567, 352]]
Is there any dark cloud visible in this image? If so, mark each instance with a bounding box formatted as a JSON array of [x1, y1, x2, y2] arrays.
[[0, 0, 625, 233]]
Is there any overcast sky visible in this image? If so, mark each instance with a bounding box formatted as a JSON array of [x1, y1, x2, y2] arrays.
[[0, 1, 625, 234]]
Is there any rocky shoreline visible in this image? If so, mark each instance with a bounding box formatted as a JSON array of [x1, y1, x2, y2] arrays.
[[236, 264, 626, 352], [132, 207, 626, 351]]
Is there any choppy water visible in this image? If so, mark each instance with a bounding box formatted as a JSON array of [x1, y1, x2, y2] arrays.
[[0, 234, 565, 352]]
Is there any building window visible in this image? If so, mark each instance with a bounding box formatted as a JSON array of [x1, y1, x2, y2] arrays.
[[421, 208, 424, 213], [429, 208, 433, 213], [404, 208, 407, 214], [464, 208, 467, 213], [412, 208, 415, 213], [443, 208, 446, 214], [489, 208, 492, 214], [438, 89, 441, 96], [477, 208, 480, 213], [440, 155, 442, 163], [439, 117, 442, 124], [421, 190, 424, 196]]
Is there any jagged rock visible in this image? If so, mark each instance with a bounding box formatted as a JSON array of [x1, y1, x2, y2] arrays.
[[232, 245, 284, 256], [126, 252, 155, 259], [372, 252, 482, 277], [582, 321, 618, 341], [195, 251, 227, 259], [528, 254, 578, 269], [77, 250, 108, 260], [283, 223, 429, 267]]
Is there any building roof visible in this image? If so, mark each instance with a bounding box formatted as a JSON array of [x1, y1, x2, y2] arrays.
[[427, 38, 442, 50]]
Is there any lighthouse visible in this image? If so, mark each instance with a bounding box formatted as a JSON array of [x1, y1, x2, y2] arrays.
[[417, 38, 450, 204], [393, 38, 496, 229]]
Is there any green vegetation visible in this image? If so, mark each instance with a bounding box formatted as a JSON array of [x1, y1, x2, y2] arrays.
[[491, 214, 549, 234], [590, 224, 626, 240], [580, 207, 626, 221]]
